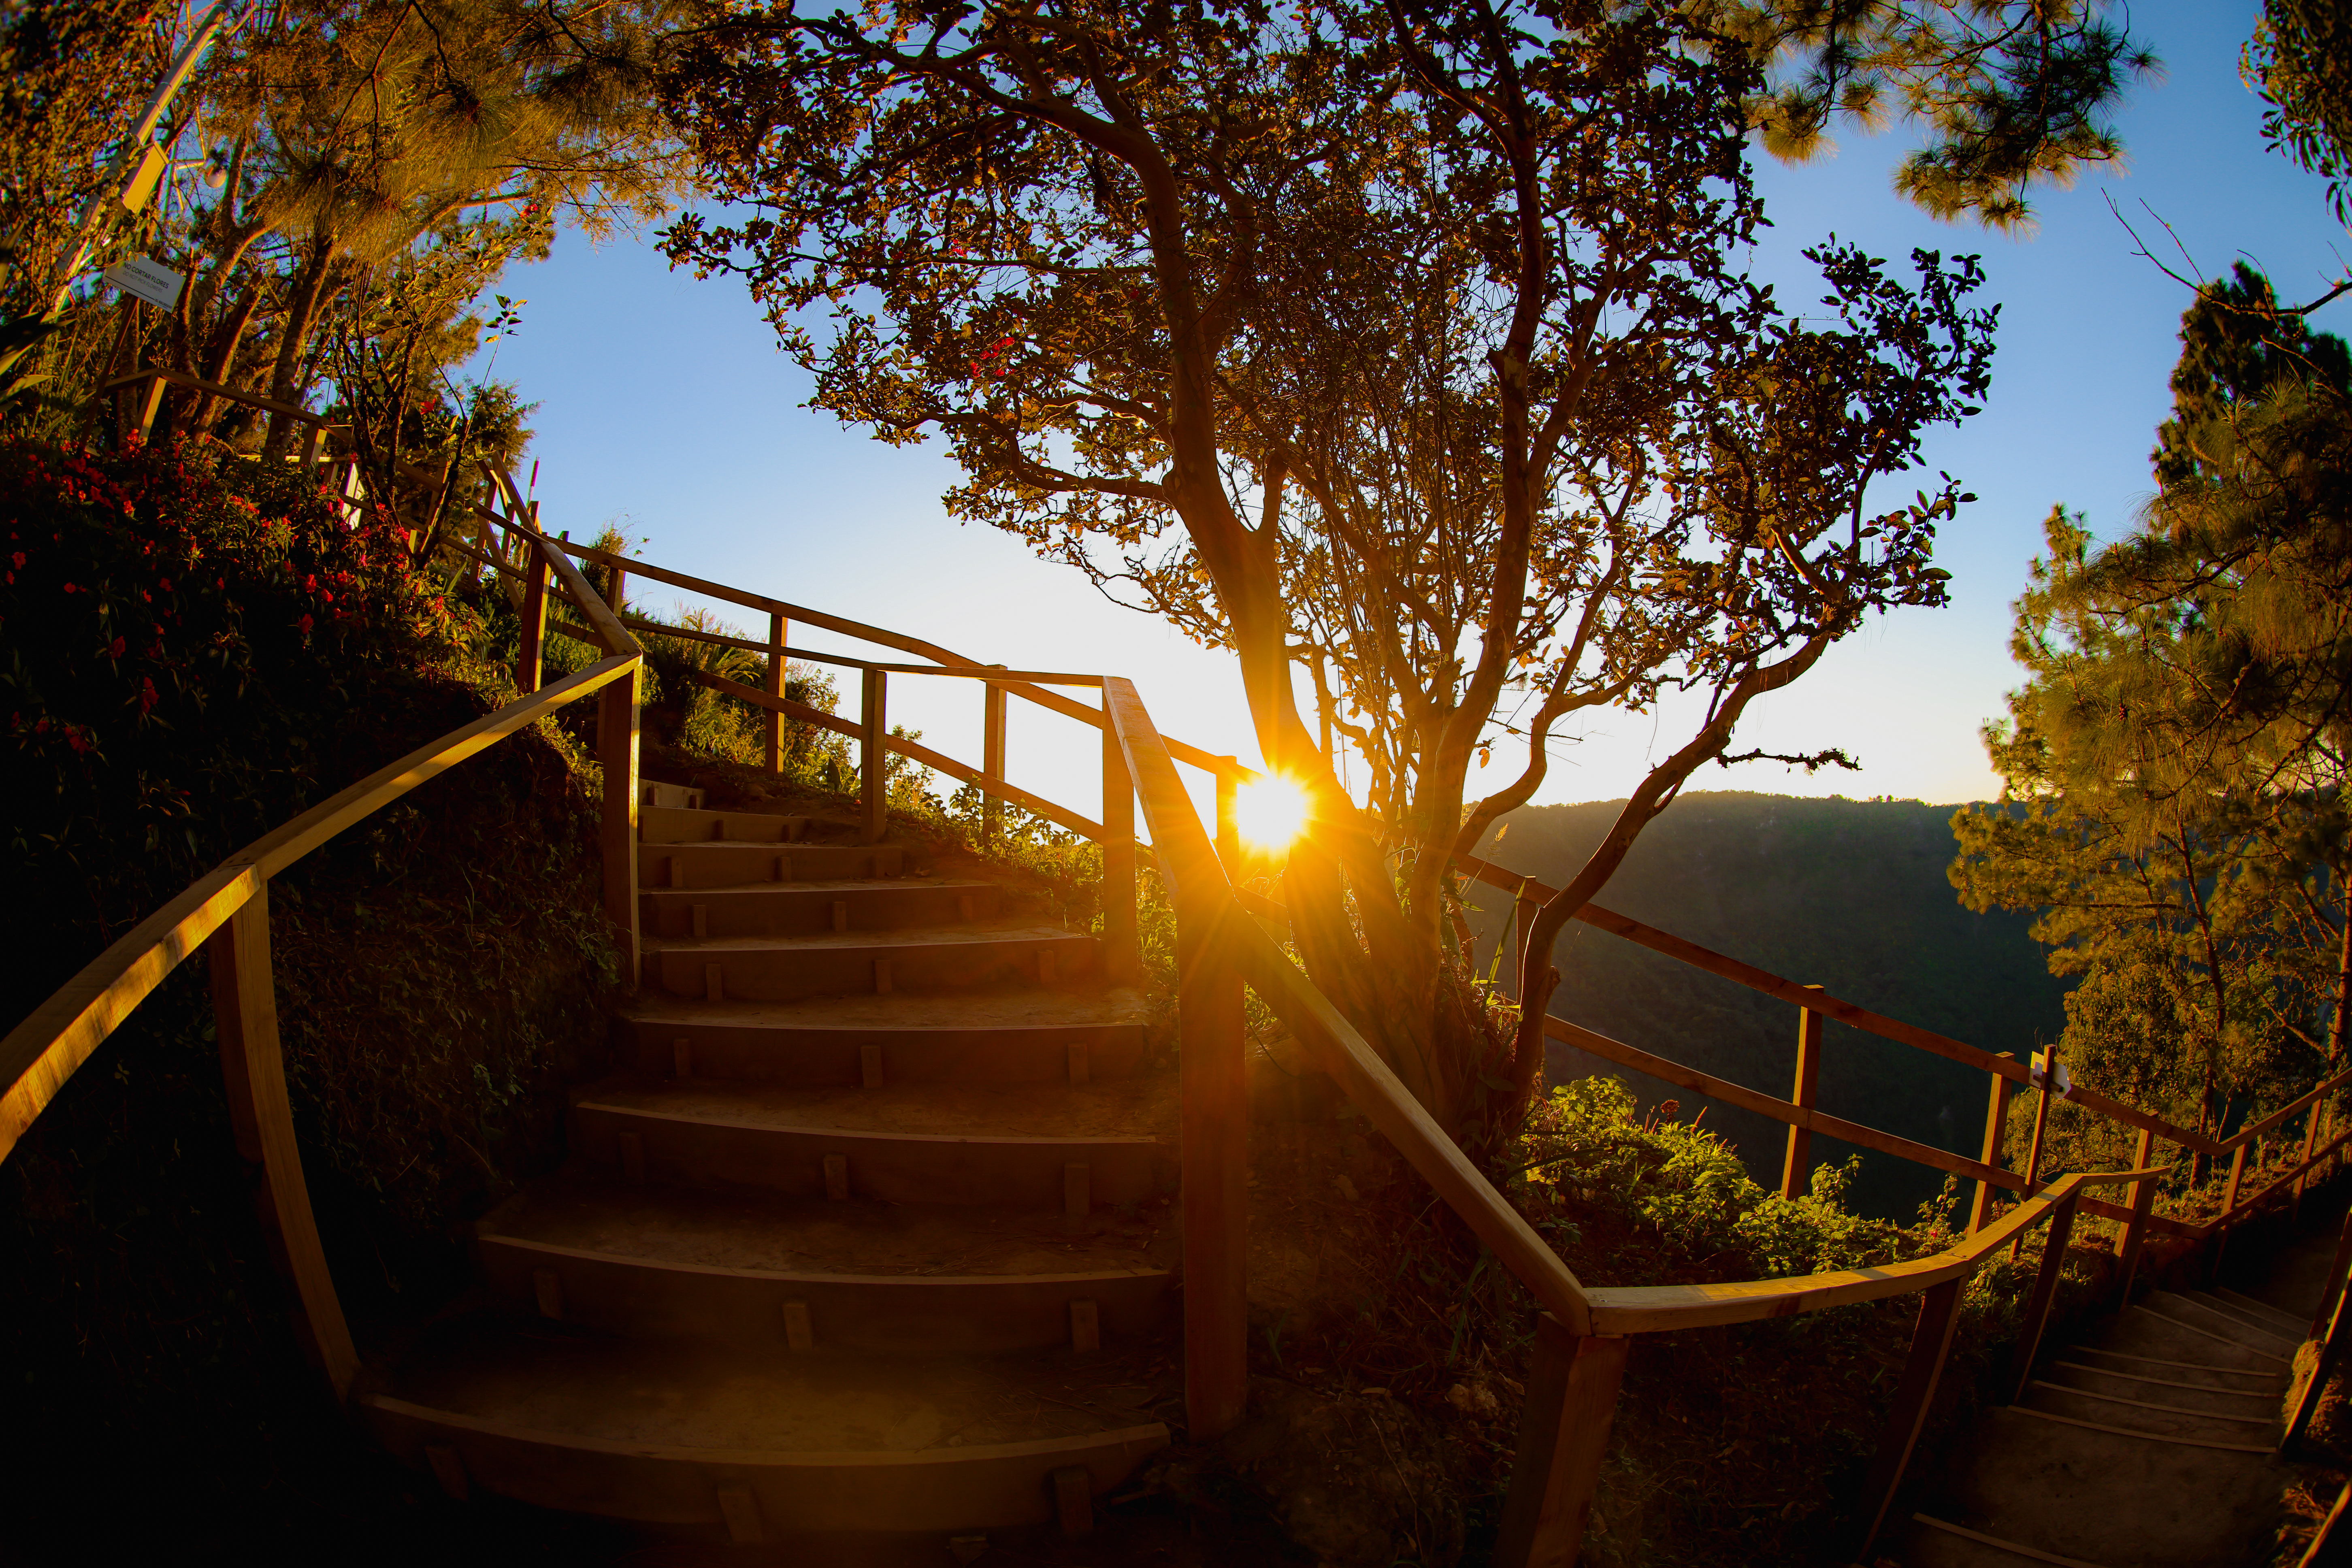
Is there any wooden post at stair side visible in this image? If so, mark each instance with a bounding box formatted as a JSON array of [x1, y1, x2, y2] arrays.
[[2215, 1140, 2251, 1271], [859, 667, 887, 844], [1214, 762, 1240, 878], [2116, 1134, 2159, 1306], [136, 372, 166, 442], [516, 541, 550, 695], [1100, 720, 1140, 985], [600, 661, 641, 984], [2007, 1192, 2080, 1403], [2312, 1206, 2352, 1343], [1857, 1276, 1965, 1560], [2013, 1045, 2060, 1260], [1967, 1054, 2017, 1234], [206, 885, 360, 1401], [1514, 886, 1538, 1000], [982, 676, 1007, 847], [2296, 1101, 2323, 1226], [1781, 992, 1825, 1201], [1178, 899, 1247, 1439], [2285, 1240, 2352, 1451], [1493, 1316, 1630, 1568], [763, 611, 788, 775]]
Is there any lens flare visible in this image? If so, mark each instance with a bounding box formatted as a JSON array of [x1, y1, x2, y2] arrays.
[[1232, 774, 1311, 851]]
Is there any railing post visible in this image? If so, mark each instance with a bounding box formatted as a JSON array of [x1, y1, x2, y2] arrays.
[[2013, 1045, 2059, 1259], [1967, 1054, 2017, 1234], [2296, 1102, 2322, 1225], [600, 661, 641, 984], [2116, 1138, 2159, 1305], [1178, 901, 1248, 1438], [1513, 884, 1538, 1000], [516, 543, 549, 695], [2285, 1242, 2352, 1451], [2007, 1192, 2079, 1403], [1857, 1276, 1965, 1560], [1781, 992, 1824, 1201], [205, 884, 359, 1401], [1214, 761, 1240, 876], [136, 372, 166, 442], [763, 611, 788, 775], [982, 675, 1008, 846], [2215, 1139, 2250, 1270], [1494, 1316, 1629, 1568], [1100, 716, 1140, 985], [859, 667, 887, 844], [2311, 1206, 2352, 1342]]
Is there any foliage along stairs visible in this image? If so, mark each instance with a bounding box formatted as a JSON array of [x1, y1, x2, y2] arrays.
[[1890, 1263, 2318, 1567], [354, 781, 1180, 1551]]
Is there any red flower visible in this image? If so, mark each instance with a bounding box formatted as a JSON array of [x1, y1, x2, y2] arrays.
[[107, 636, 125, 658], [297, 613, 314, 636], [60, 582, 75, 593], [138, 676, 158, 714]]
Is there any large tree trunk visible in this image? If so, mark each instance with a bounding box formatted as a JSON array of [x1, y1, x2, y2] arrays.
[[261, 234, 335, 460]]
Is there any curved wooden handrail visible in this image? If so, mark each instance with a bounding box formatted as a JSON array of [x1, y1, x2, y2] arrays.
[[0, 651, 639, 1165], [1580, 1163, 2167, 1334]]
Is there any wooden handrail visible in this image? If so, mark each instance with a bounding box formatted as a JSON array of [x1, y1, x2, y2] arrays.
[[94, 364, 328, 427], [1455, 853, 2222, 1157], [1579, 1163, 2167, 1335], [0, 652, 638, 1166], [614, 607, 1103, 684]]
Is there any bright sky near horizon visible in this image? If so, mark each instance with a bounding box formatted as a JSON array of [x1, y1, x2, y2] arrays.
[[477, 0, 2348, 822]]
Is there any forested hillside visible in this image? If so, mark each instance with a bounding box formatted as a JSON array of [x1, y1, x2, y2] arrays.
[[1468, 793, 2071, 1218]]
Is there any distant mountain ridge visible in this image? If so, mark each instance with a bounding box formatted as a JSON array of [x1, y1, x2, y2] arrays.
[[1466, 791, 2070, 1218]]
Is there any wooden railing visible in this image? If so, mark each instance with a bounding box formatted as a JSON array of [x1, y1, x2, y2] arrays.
[[16, 388, 2352, 1564]]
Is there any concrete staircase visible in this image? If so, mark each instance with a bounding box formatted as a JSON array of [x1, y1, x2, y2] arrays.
[[1894, 1277, 2310, 1567], [355, 783, 1179, 1549]]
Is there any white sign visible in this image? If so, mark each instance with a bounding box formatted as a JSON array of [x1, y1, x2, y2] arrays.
[[2030, 1050, 2073, 1097], [101, 256, 184, 311]]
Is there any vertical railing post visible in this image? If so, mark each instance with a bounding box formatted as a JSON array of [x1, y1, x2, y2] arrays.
[[2310, 1206, 2352, 1342], [2295, 1101, 2322, 1226], [206, 883, 359, 1401], [1214, 761, 1240, 877], [136, 372, 166, 442], [763, 611, 788, 775], [2216, 1139, 2250, 1270], [2007, 1192, 2079, 1403], [1857, 1276, 1965, 1560], [1513, 884, 1538, 1000], [2014, 1045, 2060, 1259], [2116, 1140, 2159, 1305], [2285, 1242, 2352, 1451], [1967, 1054, 2017, 1234], [1494, 1316, 1630, 1568], [516, 542, 549, 695], [1100, 714, 1140, 984], [1178, 901, 1248, 1438], [1781, 992, 1824, 1201], [982, 675, 1008, 847], [859, 667, 887, 844], [600, 660, 641, 984]]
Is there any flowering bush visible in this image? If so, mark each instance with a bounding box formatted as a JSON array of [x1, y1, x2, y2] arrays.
[[1, 437, 435, 952]]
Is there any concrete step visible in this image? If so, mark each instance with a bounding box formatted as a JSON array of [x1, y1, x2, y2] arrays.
[[1930, 1405, 2288, 1568], [2041, 1357, 2291, 1419], [2018, 1378, 2281, 1446], [2053, 1343, 2290, 1395], [2092, 1300, 2294, 1373], [640, 805, 811, 844], [567, 1077, 1172, 1209], [641, 879, 1003, 941], [2180, 1289, 2309, 1351], [1897, 1512, 2118, 1568], [640, 780, 707, 811], [644, 923, 1097, 1003], [2209, 1284, 2312, 1339], [2135, 1291, 2301, 1362], [473, 1177, 1176, 1354], [359, 1314, 1171, 1540], [615, 986, 1153, 1086], [641, 841, 907, 889]]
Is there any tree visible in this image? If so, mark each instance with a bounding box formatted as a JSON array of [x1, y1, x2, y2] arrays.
[[1952, 271, 2352, 1146], [661, 0, 1997, 1132], [2245, 0, 2352, 230]]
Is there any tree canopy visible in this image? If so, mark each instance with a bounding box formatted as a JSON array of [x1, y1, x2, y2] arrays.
[[1953, 269, 2352, 1142], [661, 0, 1998, 1129]]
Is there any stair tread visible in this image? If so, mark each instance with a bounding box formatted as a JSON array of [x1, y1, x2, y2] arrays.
[[620, 984, 1150, 1034], [2138, 1291, 2299, 1355], [643, 877, 996, 897], [575, 1075, 1174, 1142], [2209, 1285, 2309, 1334], [480, 1177, 1175, 1279], [374, 1314, 1176, 1455], [2184, 1288, 2308, 1341], [646, 920, 1091, 955]]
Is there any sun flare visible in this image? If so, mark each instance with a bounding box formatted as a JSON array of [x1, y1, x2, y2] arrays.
[[1231, 774, 1312, 852]]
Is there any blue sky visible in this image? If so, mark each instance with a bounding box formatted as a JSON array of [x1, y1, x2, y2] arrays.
[[478, 0, 2347, 820]]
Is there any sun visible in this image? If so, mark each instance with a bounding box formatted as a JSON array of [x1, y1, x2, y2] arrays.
[[1231, 773, 1312, 852]]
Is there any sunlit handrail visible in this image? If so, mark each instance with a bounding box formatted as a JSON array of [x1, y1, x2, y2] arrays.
[[1581, 1163, 2167, 1334]]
